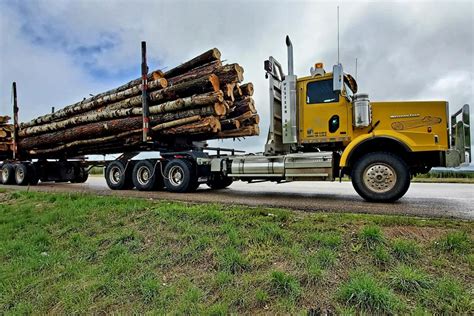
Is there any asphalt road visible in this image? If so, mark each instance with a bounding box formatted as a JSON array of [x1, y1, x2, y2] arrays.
[[3, 177, 473, 220]]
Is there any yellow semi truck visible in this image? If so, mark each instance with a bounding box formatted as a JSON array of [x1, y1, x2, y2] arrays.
[[1, 37, 471, 202]]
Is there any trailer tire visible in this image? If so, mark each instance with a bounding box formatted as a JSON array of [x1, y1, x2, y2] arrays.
[[15, 163, 30, 186], [132, 160, 163, 191], [163, 159, 198, 193], [1, 163, 15, 185], [105, 161, 133, 190], [351, 152, 410, 202], [72, 167, 89, 183], [207, 175, 233, 190], [28, 165, 39, 185]]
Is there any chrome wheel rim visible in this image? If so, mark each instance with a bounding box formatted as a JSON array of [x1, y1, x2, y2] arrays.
[[137, 166, 151, 186], [169, 166, 184, 186], [16, 168, 24, 183], [363, 163, 397, 193], [110, 166, 122, 185], [2, 168, 8, 182]]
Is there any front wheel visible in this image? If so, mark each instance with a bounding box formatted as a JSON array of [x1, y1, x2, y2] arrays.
[[207, 174, 233, 190], [351, 152, 410, 202]]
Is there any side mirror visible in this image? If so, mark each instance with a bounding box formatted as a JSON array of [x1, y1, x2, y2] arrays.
[[264, 60, 273, 73], [333, 64, 343, 92]]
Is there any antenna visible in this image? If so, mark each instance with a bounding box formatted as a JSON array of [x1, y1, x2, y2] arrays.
[[355, 58, 358, 81], [337, 6, 340, 64]]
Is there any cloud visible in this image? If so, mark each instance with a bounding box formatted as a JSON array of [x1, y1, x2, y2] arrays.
[[0, 0, 472, 156]]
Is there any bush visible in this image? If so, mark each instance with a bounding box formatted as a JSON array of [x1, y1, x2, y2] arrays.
[[389, 265, 431, 293], [338, 271, 401, 314]]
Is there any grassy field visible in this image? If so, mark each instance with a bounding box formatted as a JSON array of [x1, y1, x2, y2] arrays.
[[0, 190, 472, 314]]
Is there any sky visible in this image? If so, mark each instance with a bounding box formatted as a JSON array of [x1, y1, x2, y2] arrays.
[[0, 0, 472, 160]]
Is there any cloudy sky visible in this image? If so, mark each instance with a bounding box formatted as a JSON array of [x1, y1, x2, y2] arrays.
[[0, 0, 472, 157]]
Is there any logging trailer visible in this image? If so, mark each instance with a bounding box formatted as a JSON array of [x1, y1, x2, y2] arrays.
[[0, 36, 471, 202]]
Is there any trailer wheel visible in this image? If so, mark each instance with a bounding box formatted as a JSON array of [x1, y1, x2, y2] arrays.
[[207, 175, 233, 190], [105, 161, 133, 190], [1, 163, 15, 185], [15, 163, 30, 186], [163, 159, 198, 193], [351, 152, 410, 202], [28, 164, 39, 185], [72, 167, 89, 183], [132, 160, 163, 191]]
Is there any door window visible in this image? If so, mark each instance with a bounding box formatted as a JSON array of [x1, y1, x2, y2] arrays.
[[306, 80, 339, 104]]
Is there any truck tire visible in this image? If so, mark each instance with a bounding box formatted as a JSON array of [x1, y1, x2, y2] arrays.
[[163, 159, 198, 193], [15, 163, 30, 186], [105, 161, 133, 190], [351, 152, 410, 202], [1, 163, 15, 185], [132, 160, 163, 191], [207, 175, 233, 190]]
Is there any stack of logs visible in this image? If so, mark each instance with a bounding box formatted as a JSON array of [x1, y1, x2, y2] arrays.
[[0, 116, 14, 153], [17, 48, 259, 157]]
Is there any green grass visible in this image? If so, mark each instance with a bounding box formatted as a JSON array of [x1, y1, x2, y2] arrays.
[[389, 265, 431, 293], [338, 271, 402, 314], [359, 225, 384, 249], [391, 238, 420, 261], [0, 190, 473, 314]]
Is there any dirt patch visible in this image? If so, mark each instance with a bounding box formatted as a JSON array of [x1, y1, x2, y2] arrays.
[[383, 226, 448, 243]]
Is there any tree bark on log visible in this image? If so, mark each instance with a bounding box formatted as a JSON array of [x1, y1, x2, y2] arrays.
[[160, 116, 221, 135], [28, 129, 142, 155], [104, 74, 220, 112], [220, 117, 241, 130], [151, 115, 201, 131], [228, 97, 256, 117], [164, 48, 221, 78], [21, 77, 168, 128], [18, 90, 224, 137], [215, 124, 259, 138], [214, 64, 244, 85], [167, 60, 222, 85]]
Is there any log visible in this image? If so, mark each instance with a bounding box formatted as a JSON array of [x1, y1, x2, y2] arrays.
[[160, 116, 221, 135], [21, 77, 168, 128], [215, 124, 259, 138], [151, 115, 201, 131], [0, 116, 11, 124], [220, 117, 241, 130], [233, 84, 243, 98], [19, 103, 226, 150], [164, 48, 221, 78], [19, 83, 222, 137], [167, 60, 222, 85], [222, 83, 236, 101], [104, 74, 220, 112], [28, 129, 143, 155], [240, 83, 254, 96], [214, 64, 244, 85], [229, 97, 256, 116]]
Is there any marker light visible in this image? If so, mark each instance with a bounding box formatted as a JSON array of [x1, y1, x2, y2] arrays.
[[315, 63, 324, 69]]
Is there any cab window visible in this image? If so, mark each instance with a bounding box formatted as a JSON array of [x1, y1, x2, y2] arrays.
[[306, 79, 339, 104]]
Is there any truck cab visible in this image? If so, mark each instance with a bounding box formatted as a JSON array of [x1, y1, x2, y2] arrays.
[[259, 36, 471, 201]]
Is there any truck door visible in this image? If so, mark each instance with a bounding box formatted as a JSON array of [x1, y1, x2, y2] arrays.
[[298, 78, 349, 144]]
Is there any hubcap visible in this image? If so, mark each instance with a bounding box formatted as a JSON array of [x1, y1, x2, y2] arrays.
[[137, 166, 151, 186], [363, 163, 397, 193], [2, 169, 8, 182], [16, 168, 25, 183], [169, 166, 184, 186], [110, 166, 122, 185]]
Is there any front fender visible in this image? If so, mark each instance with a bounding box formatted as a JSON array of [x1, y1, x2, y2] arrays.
[[340, 131, 416, 167]]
